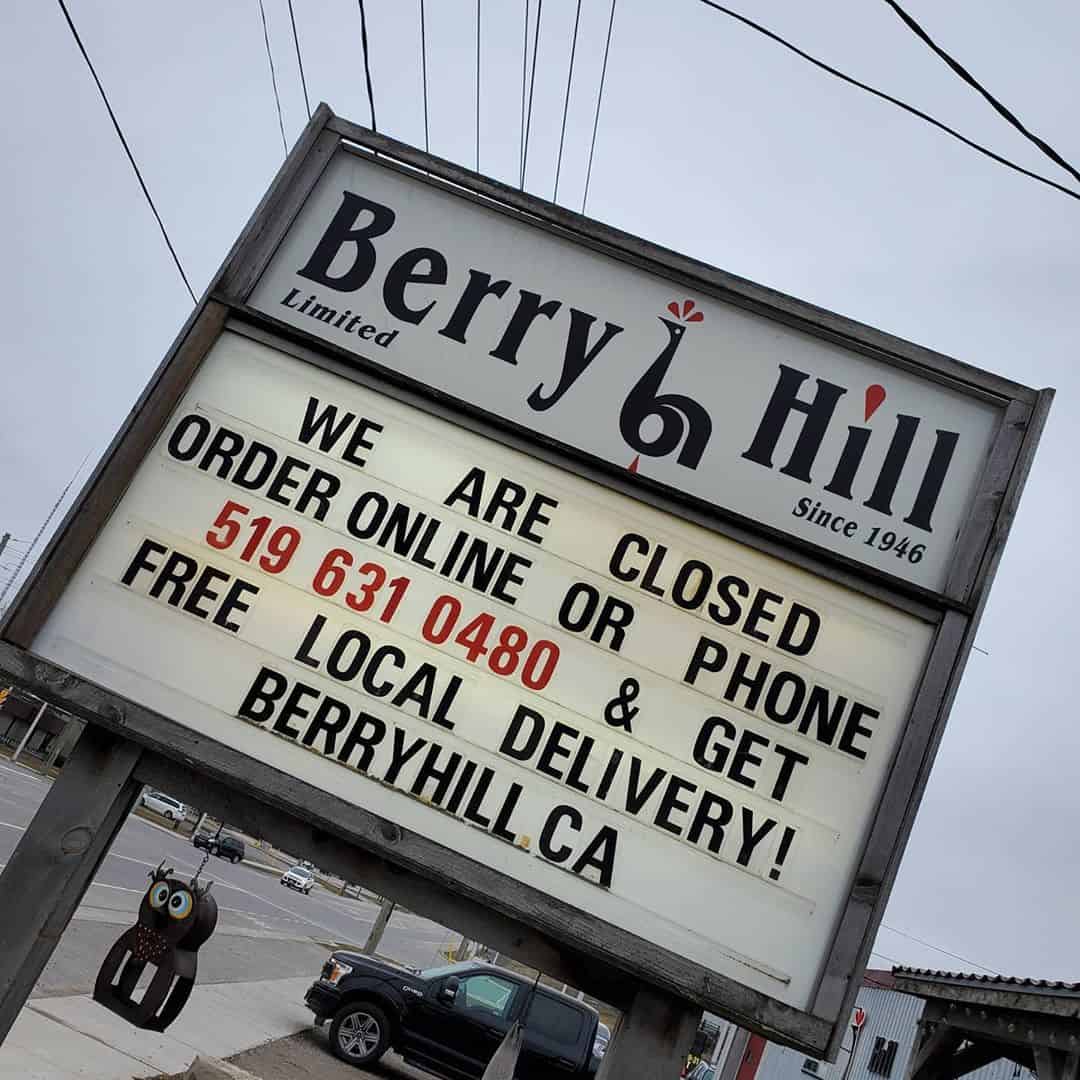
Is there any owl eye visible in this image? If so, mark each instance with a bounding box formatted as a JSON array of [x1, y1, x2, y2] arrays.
[[168, 889, 194, 920], [148, 882, 170, 910]]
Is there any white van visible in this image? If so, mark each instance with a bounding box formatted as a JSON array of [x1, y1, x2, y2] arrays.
[[140, 790, 187, 821]]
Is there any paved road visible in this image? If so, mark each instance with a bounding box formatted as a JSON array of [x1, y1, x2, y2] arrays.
[[0, 757, 463, 997]]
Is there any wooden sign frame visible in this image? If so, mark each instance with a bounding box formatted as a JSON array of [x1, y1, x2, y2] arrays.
[[0, 105, 1051, 1059]]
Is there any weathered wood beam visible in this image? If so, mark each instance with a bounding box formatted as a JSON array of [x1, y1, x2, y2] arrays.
[[0, 727, 142, 1043]]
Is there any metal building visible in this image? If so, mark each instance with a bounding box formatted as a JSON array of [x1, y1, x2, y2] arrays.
[[756, 972, 1036, 1080]]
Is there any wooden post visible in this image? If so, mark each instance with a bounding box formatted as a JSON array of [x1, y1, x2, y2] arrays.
[[0, 726, 142, 1044], [363, 898, 395, 955], [595, 985, 701, 1080]]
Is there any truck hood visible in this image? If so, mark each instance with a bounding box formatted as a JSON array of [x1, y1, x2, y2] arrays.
[[333, 952, 422, 981]]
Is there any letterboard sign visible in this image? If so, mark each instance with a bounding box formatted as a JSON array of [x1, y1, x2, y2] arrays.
[[33, 330, 934, 1012], [4, 112, 1048, 1060]]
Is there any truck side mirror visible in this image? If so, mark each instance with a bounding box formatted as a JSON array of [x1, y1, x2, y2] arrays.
[[437, 976, 460, 1006]]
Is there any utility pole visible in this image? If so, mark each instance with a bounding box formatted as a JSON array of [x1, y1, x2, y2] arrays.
[[12, 701, 47, 764], [363, 898, 396, 955]]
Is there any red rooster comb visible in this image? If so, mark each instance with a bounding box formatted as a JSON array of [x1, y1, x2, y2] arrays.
[[666, 299, 704, 323]]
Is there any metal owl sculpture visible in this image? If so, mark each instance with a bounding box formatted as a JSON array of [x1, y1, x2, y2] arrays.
[[93, 862, 218, 1031]]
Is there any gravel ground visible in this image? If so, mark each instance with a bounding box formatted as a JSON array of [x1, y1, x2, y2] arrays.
[[154, 1026, 436, 1079]]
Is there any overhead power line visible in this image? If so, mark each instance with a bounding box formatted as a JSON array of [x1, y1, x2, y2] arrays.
[[55, 0, 197, 304], [287, 0, 311, 120], [582, 0, 617, 213], [881, 0, 1080, 187], [475, 0, 481, 172], [553, 0, 583, 203], [358, 0, 378, 131], [870, 948, 903, 967], [696, 0, 1080, 204], [0, 454, 91, 612], [519, 0, 530, 185], [880, 923, 999, 975], [420, 0, 430, 152], [521, 0, 543, 189], [257, 0, 289, 157]]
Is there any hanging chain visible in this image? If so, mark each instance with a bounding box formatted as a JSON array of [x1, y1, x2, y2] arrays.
[[192, 848, 211, 885]]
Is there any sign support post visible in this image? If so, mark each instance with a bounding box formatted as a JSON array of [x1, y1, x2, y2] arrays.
[[596, 987, 702, 1079], [0, 726, 142, 1042]]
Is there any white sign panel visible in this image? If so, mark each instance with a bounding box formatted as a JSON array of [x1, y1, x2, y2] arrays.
[[34, 331, 934, 1010], [250, 149, 1001, 592]]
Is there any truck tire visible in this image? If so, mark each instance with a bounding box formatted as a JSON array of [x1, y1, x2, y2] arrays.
[[329, 1002, 391, 1066]]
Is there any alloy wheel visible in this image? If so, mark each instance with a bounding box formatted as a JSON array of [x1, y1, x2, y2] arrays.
[[338, 1011, 381, 1057]]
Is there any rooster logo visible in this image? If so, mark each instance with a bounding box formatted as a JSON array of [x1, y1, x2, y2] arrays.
[[621, 299, 711, 473]]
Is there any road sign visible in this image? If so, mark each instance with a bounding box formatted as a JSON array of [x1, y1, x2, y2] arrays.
[[0, 108, 1051, 1060], [853, 1007, 866, 1030]]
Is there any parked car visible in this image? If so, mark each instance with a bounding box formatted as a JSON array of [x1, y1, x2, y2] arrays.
[[281, 865, 315, 894], [192, 830, 245, 864], [305, 956, 603, 1077], [140, 790, 187, 821]]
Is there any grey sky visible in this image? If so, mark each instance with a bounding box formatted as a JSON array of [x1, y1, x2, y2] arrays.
[[2, 0, 1078, 983]]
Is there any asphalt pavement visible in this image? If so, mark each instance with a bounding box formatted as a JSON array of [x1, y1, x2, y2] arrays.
[[0, 755, 464, 998]]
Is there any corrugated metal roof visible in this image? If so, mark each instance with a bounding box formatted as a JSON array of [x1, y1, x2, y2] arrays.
[[893, 967, 1080, 993]]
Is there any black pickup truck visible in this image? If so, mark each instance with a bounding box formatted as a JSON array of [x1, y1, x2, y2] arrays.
[[305, 953, 604, 1077]]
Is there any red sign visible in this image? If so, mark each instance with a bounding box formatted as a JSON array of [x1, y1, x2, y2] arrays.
[[853, 1007, 867, 1030]]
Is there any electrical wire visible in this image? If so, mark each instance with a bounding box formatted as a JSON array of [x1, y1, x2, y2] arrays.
[[475, 0, 481, 172], [420, 0, 430, 153], [521, 0, 543, 189], [257, 0, 289, 157], [358, 0, 378, 131], [696, 0, 1080, 205], [881, 0, 1080, 187], [0, 453, 90, 612], [54, 0, 197, 304], [880, 923, 999, 975], [582, 0, 617, 213], [870, 949, 903, 966], [287, 0, 311, 120], [553, 0, 583, 203], [519, 0, 530, 186]]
